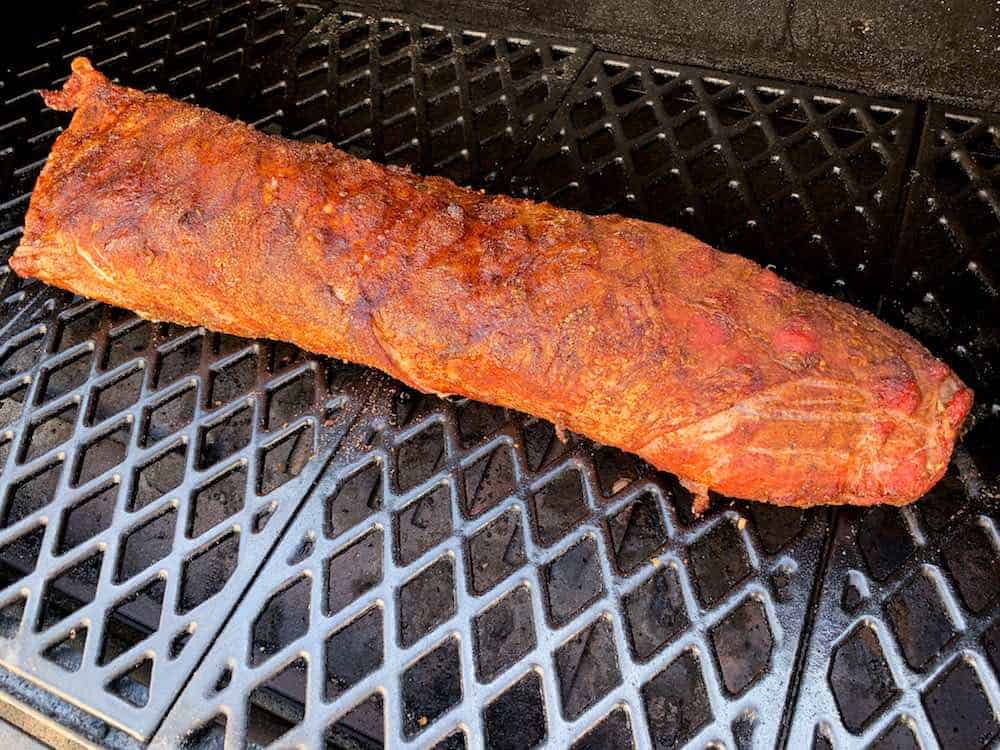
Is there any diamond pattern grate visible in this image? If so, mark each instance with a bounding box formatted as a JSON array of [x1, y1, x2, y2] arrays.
[[786, 500, 1000, 749], [883, 105, 1000, 505], [509, 53, 916, 308], [785, 105, 1000, 750], [0, 291, 377, 738], [152, 382, 829, 748], [0, 3, 998, 749], [245, 6, 589, 188]]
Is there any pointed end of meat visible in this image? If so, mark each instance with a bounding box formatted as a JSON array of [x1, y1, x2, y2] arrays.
[[9, 241, 65, 285], [7, 248, 34, 278], [40, 57, 107, 111]]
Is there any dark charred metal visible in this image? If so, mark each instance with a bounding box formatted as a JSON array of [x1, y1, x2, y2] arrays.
[[0, 1, 996, 748]]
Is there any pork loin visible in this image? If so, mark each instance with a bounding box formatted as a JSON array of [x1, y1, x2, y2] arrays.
[[10, 58, 973, 510]]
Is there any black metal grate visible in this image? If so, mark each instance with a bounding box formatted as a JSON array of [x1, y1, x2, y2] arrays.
[[0, 4, 998, 750], [244, 6, 590, 187], [509, 53, 916, 309], [784, 106, 1000, 750], [883, 105, 1000, 503], [0, 284, 380, 740], [152, 380, 831, 748], [786, 500, 1000, 749]]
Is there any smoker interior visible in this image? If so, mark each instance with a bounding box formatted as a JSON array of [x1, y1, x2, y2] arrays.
[[0, 1, 998, 748]]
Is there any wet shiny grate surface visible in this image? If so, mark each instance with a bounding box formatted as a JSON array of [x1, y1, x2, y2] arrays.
[[0, 3, 997, 749], [0, 287, 377, 739], [786, 498, 1000, 749]]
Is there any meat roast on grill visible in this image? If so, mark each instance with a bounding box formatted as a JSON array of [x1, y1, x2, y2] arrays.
[[10, 58, 973, 511]]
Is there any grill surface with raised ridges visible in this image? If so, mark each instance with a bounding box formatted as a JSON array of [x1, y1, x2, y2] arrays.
[[0, 2, 997, 749]]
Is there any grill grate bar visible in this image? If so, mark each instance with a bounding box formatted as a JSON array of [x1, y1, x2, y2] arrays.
[[152, 377, 830, 748], [2, 3, 998, 750]]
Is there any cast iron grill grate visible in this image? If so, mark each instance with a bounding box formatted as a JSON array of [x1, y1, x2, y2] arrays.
[[785, 106, 1000, 750], [152, 379, 831, 748], [884, 105, 1000, 503], [243, 7, 590, 187], [0, 2, 998, 750], [508, 53, 916, 309], [786, 499, 1000, 749], [0, 287, 379, 740]]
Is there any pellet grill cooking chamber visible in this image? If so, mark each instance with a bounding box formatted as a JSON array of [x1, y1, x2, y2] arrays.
[[0, 1, 998, 748]]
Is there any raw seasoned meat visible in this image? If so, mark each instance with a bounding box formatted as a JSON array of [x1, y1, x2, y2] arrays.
[[10, 58, 973, 510]]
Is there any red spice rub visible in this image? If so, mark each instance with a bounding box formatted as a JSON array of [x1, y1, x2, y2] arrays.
[[10, 58, 973, 510]]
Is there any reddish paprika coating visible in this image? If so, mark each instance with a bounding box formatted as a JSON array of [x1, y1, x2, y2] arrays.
[[10, 58, 973, 510]]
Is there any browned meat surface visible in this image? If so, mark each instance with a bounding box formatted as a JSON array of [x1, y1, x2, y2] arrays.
[[10, 58, 973, 510]]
